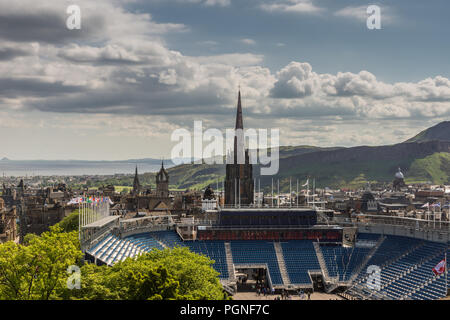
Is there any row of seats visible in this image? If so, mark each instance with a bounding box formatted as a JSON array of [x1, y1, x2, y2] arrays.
[[321, 245, 370, 282], [377, 241, 447, 299], [86, 233, 164, 265], [230, 241, 284, 285], [184, 241, 229, 279], [87, 231, 449, 300], [281, 241, 320, 285], [348, 236, 448, 300], [150, 230, 184, 247]]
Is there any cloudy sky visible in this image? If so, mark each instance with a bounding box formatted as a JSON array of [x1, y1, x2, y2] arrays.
[[1, 0, 450, 160]]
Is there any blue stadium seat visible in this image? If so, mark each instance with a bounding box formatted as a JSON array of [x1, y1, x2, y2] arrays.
[[230, 241, 284, 285], [281, 240, 320, 285]]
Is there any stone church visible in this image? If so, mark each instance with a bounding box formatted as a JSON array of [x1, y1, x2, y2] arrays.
[[123, 162, 171, 213], [224, 90, 254, 206]]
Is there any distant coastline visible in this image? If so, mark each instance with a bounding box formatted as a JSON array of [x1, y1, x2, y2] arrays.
[[0, 159, 175, 177]]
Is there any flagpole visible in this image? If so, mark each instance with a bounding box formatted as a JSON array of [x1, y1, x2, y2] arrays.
[[306, 178, 309, 206], [313, 178, 315, 209], [254, 178, 256, 206], [434, 204, 436, 229], [234, 178, 237, 208], [258, 179, 261, 208], [445, 249, 448, 292], [78, 202, 81, 240], [238, 179, 241, 208], [289, 177, 292, 208], [271, 178, 274, 208], [277, 179, 280, 208]]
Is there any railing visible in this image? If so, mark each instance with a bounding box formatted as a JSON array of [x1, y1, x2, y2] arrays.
[[196, 224, 341, 230], [333, 215, 450, 232], [119, 225, 173, 238], [220, 204, 313, 209], [273, 242, 291, 285], [81, 225, 115, 253]]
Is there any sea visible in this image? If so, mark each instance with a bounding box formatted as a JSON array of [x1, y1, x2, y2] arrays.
[[0, 160, 174, 177]]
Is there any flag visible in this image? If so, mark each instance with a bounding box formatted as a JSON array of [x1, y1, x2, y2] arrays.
[[302, 179, 309, 187], [432, 259, 446, 276], [421, 203, 429, 209], [431, 202, 441, 208]]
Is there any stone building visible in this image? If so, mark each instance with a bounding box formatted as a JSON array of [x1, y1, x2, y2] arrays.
[[1, 182, 70, 239], [393, 167, 406, 191], [122, 162, 172, 213], [0, 198, 17, 243], [225, 90, 254, 206]]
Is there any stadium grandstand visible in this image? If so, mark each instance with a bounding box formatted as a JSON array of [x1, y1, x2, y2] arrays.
[[80, 204, 450, 301]]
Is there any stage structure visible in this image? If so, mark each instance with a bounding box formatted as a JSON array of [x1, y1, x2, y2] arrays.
[[68, 196, 119, 251]]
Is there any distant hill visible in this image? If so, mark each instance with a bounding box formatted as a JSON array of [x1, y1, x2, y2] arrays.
[[3, 122, 450, 189], [405, 121, 450, 143], [164, 122, 450, 190]]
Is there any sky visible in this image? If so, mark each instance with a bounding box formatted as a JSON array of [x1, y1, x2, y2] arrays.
[[1, 0, 450, 160]]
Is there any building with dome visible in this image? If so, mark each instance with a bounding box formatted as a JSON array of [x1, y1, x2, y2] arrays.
[[393, 167, 406, 191]]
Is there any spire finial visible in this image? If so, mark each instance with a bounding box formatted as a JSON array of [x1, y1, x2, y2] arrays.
[[235, 88, 243, 129]]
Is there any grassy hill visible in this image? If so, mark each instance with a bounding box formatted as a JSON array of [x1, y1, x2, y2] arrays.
[[162, 122, 450, 190], [158, 142, 450, 191], [87, 122, 450, 191], [406, 121, 450, 143], [406, 152, 450, 184]]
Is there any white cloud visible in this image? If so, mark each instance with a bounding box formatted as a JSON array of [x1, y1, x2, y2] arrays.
[[189, 53, 263, 66], [203, 0, 230, 6], [0, 0, 448, 160], [261, 0, 323, 14], [159, 0, 231, 7], [240, 38, 256, 45]]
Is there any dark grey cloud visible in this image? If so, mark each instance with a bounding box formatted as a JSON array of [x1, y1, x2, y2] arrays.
[[0, 47, 31, 61], [57, 52, 147, 66], [0, 78, 85, 98], [28, 78, 232, 116]]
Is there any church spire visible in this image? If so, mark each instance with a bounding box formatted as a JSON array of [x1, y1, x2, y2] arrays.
[[132, 165, 140, 194], [235, 89, 243, 130]]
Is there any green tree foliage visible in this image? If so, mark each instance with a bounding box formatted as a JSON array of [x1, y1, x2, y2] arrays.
[[0, 226, 81, 300], [0, 226, 227, 300], [65, 247, 228, 300], [54, 209, 79, 233]]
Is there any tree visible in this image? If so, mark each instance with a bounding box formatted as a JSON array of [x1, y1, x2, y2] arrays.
[[54, 209, 79, 233], [63, 247, 229, 300], [141, 247, 228, 300], [0, 223, 228, 300], [0, 226, 82, 300]]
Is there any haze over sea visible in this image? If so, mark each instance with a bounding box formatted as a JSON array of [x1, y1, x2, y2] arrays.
[[0, 160, 174, 177]]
